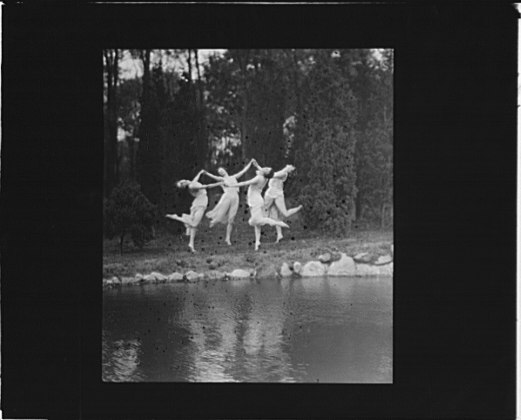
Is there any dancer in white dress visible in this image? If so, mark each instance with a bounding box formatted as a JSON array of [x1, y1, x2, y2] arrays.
[[263, 164, 303, 243], [165, 170, 223, 253], [226, 160, 289, 251], [202, 159, 255, 245]]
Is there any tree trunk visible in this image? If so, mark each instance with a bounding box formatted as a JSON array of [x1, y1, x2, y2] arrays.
[[236, 50, 250, 162], [137, 49, 151, 197], [287, 49, 302, 165], [381, 203, 391, 229], [112, 51, 120, 186], [127, 136, 135, 180], [194, 49, 208, 165], [194, 49, 203, 109], [187, 49, 193, 102], [104, 49, 119, 198]]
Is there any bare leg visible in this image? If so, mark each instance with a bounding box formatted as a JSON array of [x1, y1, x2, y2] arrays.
[[225, 223, 233, 245], [258, 216, 289, 228], [188, 228, 196, 253], [254, 226, 261, 251], [275, 197, 302, 218], [275, 225, 283, 243], [165, 213, 198, 228]]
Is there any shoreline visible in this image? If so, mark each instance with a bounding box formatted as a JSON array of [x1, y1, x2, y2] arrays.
[[103, 249, 394, 288], [103, 229, 393, 288]]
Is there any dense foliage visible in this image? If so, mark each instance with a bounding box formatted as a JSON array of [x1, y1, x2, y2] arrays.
[[103, 48, 393, 241], [104, 182, 156, 253], [293, 50, 359, 233]]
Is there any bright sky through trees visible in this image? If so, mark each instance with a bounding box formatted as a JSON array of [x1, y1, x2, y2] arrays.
[[119, 49, 226, 80]]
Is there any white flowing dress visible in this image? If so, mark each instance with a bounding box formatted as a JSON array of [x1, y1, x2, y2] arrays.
[[264, 172, 288, 220], [247, 176, 269, 226], [205, 176, 240, 225], [179, 182, 208, 228]]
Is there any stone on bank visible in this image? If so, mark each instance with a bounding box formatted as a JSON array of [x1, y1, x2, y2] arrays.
[[185, 271, 204, 282], [355, 263, 380, 276], [167, 272, 184, 282], [227, 269, 252, 279], [301, 261, 327, 277], [280, 262, 293, 277], [327, 253, 356, 276], [255, 264, 278, 279], [293, 261, 302, 275], [204, 270, 227, 281], [374, 255, 393, 265]]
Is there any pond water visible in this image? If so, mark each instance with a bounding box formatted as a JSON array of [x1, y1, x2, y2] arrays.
[[102, 276, 392, 383]]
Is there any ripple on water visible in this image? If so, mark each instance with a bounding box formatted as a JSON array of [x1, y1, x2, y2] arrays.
[[103, 276, 392, 383]]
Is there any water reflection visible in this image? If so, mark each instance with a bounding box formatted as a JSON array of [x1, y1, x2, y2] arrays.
[[103, 276, 392, 383], [102, 334, 145, 382]]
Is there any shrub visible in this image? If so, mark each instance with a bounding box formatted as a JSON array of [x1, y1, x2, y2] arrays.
[[104, 182, 157, 253]]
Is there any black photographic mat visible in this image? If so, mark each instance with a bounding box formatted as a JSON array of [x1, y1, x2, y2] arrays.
[[1, 2, 516, 419]]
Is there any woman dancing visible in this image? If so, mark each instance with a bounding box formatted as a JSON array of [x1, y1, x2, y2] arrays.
[[226, 159, 289, 251], [264, 164, 303, 243], [165, 170, 223, 253], [202, 159, 255, 245]]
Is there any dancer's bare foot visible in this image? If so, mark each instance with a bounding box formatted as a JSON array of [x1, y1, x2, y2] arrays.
[[275, 235, 283, 244], [254, 242, 261, 251], [225, 240, 232, 246], [188, 245, 197, 253], [296, 205, 303, 212], [278, 221, 289, 229]]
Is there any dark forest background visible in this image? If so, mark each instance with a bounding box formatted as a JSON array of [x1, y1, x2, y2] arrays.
[[103, 49, 393, 238]]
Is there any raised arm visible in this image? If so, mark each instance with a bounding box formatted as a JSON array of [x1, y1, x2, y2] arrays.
[[249, 158, 263, 171], [191, 169, 205, 183], [231, 160, 253, 179], [202, 170, 224, 182], [272, 164, 295, 179], [231, 175, 261, 188]]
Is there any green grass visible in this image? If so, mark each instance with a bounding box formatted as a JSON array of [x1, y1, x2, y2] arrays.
[[103, 215, 393, 278]]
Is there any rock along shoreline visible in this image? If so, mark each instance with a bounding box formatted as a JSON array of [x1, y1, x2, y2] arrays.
[[103, 249, 394, 289]]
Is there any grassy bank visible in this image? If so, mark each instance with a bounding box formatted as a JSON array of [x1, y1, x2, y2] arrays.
[[103, 219, 393, 278]]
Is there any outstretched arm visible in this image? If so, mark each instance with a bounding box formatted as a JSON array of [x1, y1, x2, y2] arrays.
[[272, 165, 292, 179], [191, 169, 205, 183], [231, 175, 261, 188], [197, 181, 224, 190], [251, 158, 262, 170], [202, 170, 224, 182], [273, 164, 295, 179], [231, 160, 253, 179]]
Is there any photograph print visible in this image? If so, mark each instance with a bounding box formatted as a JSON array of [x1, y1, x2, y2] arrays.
[[102, 48, 393, 383]]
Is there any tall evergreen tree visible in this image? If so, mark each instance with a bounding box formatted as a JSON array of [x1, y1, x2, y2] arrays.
[[103, 49, 120, 197], [294, 49, 359, 234]]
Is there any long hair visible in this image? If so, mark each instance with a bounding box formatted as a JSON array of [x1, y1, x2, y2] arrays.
[[176, 180, 190, 188], [264, 168, 275, 179]]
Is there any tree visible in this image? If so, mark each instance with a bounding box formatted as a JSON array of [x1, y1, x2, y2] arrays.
[[117, 77, 142, 181], [135, 49, 164, 206], [352, 49, 393, 225], [103, 49, 120, 197], [293, 49, 359, 234], [104, 182, 157, 254]]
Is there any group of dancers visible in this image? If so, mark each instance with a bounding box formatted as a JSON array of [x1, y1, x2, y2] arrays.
[[165, 159, 302, 252]]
